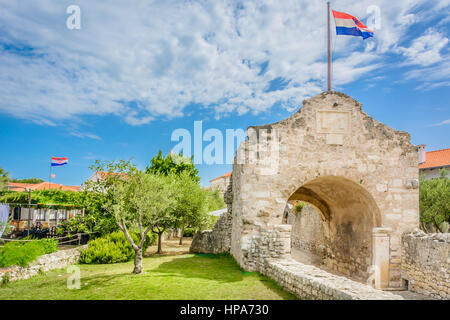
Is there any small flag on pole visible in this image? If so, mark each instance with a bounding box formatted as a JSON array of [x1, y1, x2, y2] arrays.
[[332, 10, 374, 40], [51, 157, 68, 167], [50, 173, 56, 178]]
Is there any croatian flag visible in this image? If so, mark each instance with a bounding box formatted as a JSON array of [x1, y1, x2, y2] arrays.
[[51, 157, 68, 167], [332, 10, 374, 40]]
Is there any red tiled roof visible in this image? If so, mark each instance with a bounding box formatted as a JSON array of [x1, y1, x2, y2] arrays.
[[419, 148, 450, 169], [97, 171, 128, 180], [210, 171, 232, 183], [7, 182, 32, 192], [7, 182, 80, 192]]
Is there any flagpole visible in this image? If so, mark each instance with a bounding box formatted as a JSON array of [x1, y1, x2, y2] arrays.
[[49, 160, 52, 190], [327, 1, 331, 91]]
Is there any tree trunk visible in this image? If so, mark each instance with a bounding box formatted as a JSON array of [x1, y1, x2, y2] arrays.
[[133, 248, 143, 274], [157, 232, 163, 254], [179, 227, 184, 245]]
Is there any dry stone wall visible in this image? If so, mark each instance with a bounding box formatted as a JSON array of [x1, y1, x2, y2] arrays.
[[190, 179, 233, 254], [240, 223, 292, 271], [402, 231, 450, 299], [263, 259, 403, 300], [0, 245, 87, 282]]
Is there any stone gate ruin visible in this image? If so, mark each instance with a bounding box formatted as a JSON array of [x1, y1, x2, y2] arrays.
[[192, 91, 422, 296]]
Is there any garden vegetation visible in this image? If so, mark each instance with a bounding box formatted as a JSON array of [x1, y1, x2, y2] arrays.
[[0, 238, 58, 268], [79, 231, 155, 264]]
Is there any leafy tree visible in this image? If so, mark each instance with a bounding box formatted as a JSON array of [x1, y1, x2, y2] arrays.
[[0, 167, 9, 191], [108, 171, 178, 273], [71, 187, 117, 236], [204, 188, 226, 212], [77, 159, 137, 236], [9, 178, 44, 184], [419, 174, 450, 233], [172, 172, 208, 245], [146, 150, 200, 183]]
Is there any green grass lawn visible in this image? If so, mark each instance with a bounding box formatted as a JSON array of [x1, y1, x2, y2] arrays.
[[0, 253, 297, 300]]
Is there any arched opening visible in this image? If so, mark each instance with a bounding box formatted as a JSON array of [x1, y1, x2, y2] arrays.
[[284, 176, 382, 282]]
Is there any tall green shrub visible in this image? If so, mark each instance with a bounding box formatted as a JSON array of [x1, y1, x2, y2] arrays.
[[0, 238, 58, 267], [79, 231, 155, 264]]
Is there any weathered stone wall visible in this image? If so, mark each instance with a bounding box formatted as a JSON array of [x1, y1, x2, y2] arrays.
[[190, 211, 232, 254], [288, 205, 328, 265], [0, 245, 87, 282], [402, 231, 450, 299], [231, 91, 419, 289], [190, 178, 233, 254], [240, 223, 291, 271], [209, 175, 231, 198]]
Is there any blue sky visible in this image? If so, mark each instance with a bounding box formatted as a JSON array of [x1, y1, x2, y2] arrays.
[[0, 0, 449, 187]]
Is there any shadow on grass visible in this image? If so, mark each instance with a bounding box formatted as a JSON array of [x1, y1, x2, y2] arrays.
[[148, 254, 298, 299], [75, 273, 129, 291], [148, 254, 245, 283], [257, 275, 298, 300]]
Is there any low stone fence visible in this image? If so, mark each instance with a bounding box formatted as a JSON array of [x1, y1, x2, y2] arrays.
[[0, 245, 87, 283], [240, 223, 292, 271], [402, 231, 450, 300], [263, 258, 403, 300], [190, 210, 232, 254], [190, 178, 233, 255]]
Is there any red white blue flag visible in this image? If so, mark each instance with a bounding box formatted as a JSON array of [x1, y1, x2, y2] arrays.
[[332, 10, 374, 40], [51, 157, 68, 167]]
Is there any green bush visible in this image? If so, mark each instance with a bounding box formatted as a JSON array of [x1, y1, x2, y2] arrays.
[[420, 174, 450, 233], [79, 238, 127, 264], [183, 228, 195, 237], [79, 231, 155, 264], [39, 238, 59, 254], [0, 238, 59, 268], [294, 202, 307, 214]]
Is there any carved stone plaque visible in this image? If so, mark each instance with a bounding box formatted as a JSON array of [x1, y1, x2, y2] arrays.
[[316, 110, 350, 134]]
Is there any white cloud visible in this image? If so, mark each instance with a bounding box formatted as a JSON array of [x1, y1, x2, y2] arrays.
[[405, 58, 450, 89], [70, 131, 102, 140], [430, 119, 450, 126], [399, 29, 449, 66], [0, 0, 448, 126]]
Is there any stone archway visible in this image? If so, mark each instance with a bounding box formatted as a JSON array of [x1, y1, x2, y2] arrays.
[[191, 91, 420, 292], [229, 91, 419, 290], [285, 175, 382, 282]]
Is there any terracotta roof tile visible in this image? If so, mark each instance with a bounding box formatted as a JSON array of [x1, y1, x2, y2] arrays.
[[419, 148, 450, 169], [210, 171, 232, 183], [7, 182, 80, 192], [7, 182, 33, 192], [97, 171, 128, 180]]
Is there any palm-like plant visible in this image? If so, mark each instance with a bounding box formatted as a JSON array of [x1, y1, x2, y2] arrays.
[[0, 166, 9, 191]]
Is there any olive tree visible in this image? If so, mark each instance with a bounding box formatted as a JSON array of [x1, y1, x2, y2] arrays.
[[110, 171, 178, 273], [419, 171, 450, 233], [172, 172, 208, 245]]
